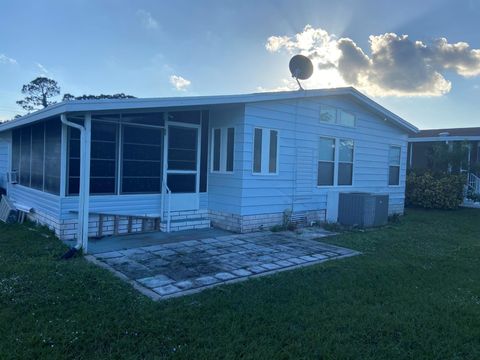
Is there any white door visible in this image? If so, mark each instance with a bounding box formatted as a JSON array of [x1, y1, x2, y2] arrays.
[[165, 123, 201, 211]]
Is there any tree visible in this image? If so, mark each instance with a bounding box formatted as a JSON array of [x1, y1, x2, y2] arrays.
[[16, 77, 60, 111], [62, 93, 136, 101]]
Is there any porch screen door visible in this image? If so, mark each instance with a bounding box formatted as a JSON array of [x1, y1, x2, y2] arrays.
[[166, 124, 200, 210]]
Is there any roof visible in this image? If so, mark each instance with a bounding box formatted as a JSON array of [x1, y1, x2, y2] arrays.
[[0, 87, 418, 133], [409, 127, 480, 142]]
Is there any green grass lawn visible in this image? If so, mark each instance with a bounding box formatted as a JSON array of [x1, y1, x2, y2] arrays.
[[1, 208, 480, 359]]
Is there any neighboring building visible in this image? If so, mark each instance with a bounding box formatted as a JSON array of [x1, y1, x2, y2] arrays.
[[0, 87, 417, 248], [408, 127, 480, 173]]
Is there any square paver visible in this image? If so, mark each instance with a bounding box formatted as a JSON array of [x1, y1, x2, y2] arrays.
[[214, 272, 237, 281], [153, 284, 181, 296], [137, 274, 174, 288], [153, 249, 177, 257], [232, 269, 253, 277], [194, 276, 220, 286]]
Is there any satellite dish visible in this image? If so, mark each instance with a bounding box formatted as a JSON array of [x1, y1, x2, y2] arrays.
[[289, 55, 313, 90]]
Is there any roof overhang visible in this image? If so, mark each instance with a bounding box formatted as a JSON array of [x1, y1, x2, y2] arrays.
[[409, 136, 480, 143], [0, 87, 418, 134]]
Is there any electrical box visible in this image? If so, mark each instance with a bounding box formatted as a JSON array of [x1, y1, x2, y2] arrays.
[[338, 192, 389, 228]]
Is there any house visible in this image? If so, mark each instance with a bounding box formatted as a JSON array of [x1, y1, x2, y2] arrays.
[[408, 127, 480, 171], [408, 127, 480, 195], [0, 87, 418, 252]]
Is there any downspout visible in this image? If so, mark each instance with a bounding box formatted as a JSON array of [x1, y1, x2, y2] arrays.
[[60, 113, 91, 255]]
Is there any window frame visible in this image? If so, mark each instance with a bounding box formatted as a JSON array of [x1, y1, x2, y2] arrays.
[[388, 145, 402, 187], [317, 137, 355, 188], [252, 127, 279, 176], [319, 104, 356, 128], [210, 126, 235, 174]]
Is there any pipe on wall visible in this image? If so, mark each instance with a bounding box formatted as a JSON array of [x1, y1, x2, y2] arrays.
[[60, 113, 91, 253]]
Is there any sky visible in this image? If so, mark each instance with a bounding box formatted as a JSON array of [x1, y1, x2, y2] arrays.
[[1, 0, 480, 129]]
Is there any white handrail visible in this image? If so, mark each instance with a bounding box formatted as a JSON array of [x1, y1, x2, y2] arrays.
[[468, 173, 480, 194], [161, 180, 172, 232]]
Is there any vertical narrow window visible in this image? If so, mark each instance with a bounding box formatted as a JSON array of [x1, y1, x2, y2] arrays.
[[67, 127, 81, 195], [121, 125, 163, 194], [11, 129, 21, 174], [19, 126, 31, 186], [338, 139, 354, 185], [200, 111, 209, 192], [226, 127, 235, 172], [269, 130, 278, 173], [318, 137, 335, 186], [212, 128, 221, 172], [30, 122, 45, 190], [389, 146, 401, 185], [253, 128, 279, 174], [253, 128, 262, 173], [90, 121, 117, 195], [44, 118, 61, 194], [211, 127, 235, 173]]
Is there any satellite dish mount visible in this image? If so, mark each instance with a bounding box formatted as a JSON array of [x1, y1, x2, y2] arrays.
[[289, 55, 313, 90]]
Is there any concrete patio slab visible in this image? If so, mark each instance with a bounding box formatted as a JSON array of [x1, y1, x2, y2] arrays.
[[88, 228, 360, 300]]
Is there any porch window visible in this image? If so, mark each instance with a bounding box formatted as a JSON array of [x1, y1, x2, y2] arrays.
[[389, 146, 401, 185], [11, 117, 61, 195], [253, 128, 279, 175], [90, 121, 117, 195], [30, 122, 45, 190], [318, 137, 354, 186], [121, 125, 163, 194], [211, 127, 235, 173]]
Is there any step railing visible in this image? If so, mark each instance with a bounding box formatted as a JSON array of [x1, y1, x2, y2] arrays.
[[161, 180, 172, 232], [468, 173, 480, 194]]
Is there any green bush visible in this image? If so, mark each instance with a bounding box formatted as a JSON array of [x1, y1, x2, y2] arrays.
[[406, 172, 466, 209]]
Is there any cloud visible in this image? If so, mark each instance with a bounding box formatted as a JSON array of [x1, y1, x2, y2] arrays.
[[136, 9, 159, 29], [169, 75, 191, 91], [0, 54, 17, 65], [36, 62, 49, 75], [265, 25, 480, 97]]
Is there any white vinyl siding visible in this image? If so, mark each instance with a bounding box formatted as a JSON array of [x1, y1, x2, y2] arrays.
[[253, 128, 279, 175], [211, 127, 235, 173]]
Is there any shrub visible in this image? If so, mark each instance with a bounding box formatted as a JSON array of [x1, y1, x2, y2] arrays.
[[406, 172, 466, 209]]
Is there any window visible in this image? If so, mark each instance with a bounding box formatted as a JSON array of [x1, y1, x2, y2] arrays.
[[19, 126, 31, 186], [338, 139, 354, 185], [122, 125, 163, 194], [212, 129, 221, 172], [389, 146, 401, 186], [318, 137, 354, 186], [320, 105, 355, 127], [11, 118, 61, 195], [318, 137, 335, 186], [227, 128, 235, 172], [253, 128, 279, 174], [320, 106, 336, 124], [89, 121, 118, 195], [339, 110, 355, 127], [30, 122, 45, 190], [67, 128, 81, 195], [211, 127, 235, 173], [44, 118, 61, 195]]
